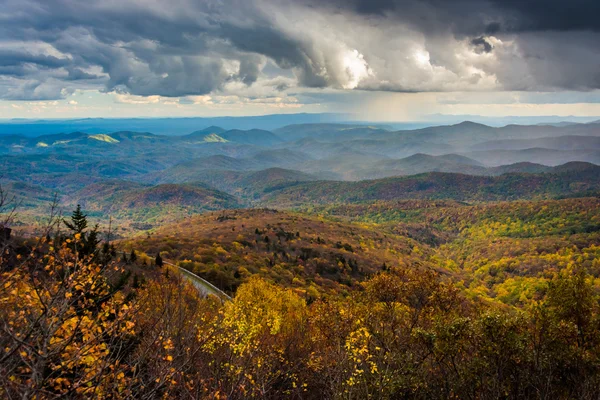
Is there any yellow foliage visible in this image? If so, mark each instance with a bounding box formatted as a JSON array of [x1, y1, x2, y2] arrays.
[[0, 243, 136, 398]]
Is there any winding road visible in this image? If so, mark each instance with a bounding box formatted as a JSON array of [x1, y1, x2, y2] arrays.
[[164, 261, 231, 302]]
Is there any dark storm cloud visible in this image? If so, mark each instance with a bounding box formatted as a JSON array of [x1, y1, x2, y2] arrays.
[[488, 0, 600, 32], [318, 0, 600, 33], [471, 37, 493, 53], [301, 0, 516, 40], [218, 23, 329, 87], [0, 0, 598, 100], [0, 49, 69, 69]]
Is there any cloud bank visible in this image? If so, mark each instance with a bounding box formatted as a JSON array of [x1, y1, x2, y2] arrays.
[[0, 0, 598, 101]]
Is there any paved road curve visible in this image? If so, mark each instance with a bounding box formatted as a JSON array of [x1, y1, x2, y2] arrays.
[[164, 261, 231, 302]]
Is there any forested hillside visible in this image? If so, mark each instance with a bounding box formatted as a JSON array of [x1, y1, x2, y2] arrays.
[[2, 120, 599, 230], [3, 120, 600, 399], [3, 197, 600, 399], [261, 163, 600, 206]]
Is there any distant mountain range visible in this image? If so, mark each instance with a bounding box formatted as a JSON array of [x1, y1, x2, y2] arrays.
[[260, 162, 600, 207], [3, 120, 599, 228], [0, 114, 352, 136], [471, 135, 600, 151]]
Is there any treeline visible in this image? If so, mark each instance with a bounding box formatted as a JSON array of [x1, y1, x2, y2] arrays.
[[260, 164, 600, 207], [3, 211, 600, 398]]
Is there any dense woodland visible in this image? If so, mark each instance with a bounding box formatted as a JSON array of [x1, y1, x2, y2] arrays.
[[3, 191, 600, 398], [2, 120, 600, 398]]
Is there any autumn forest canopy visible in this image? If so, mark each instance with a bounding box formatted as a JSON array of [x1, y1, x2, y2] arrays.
[[2, 115, 600, 399]]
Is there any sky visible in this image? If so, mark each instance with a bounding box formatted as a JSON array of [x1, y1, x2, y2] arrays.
[[0, 0, 599, 121]]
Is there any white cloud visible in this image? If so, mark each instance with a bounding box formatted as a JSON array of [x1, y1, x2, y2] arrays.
[[112, 93, 162, 104], [0, 0, 598, 118]]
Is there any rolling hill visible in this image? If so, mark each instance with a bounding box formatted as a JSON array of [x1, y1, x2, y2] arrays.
[[144, 167, 318, 198], [183, 126, 227, 139], [233, 168, 319, 198], [486, 162, 552, 175], [463, 148, 600, 167], [274, 123, 387, 142], [350, 153, 487, 180], [4, 120, 600, 234], [259, 163, 600, 207], [124, 208, 431, 295], [368, 120, 600, 148], [472, 135, 600, 151], [249, 148, 313, 167], [218, 129, 283, 146], [63, 181, 243, 228]]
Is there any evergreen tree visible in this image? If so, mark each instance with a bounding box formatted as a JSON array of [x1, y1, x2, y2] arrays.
[[155, 253, 163, 268], [64, 204, 87, 234], [100, 242, 113, 264], [83, 226, 101, 256], [130, 249, 137, 263], [63, 205, 100, 257], [132, 274, 140, 289]]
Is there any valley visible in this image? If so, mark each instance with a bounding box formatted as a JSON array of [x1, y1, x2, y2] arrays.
[[4, 118, 599, 309], [3, 119, 600, 399], [2, 120, 600, 231]]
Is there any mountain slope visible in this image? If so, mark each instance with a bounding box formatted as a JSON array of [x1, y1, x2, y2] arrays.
[[249, 148, 313, 167], [219, 129, 283, 146], [472, 135, 600, 151], [354, 153, 487, 179], [487, 162, 552, 175], [65, 181, 243, 228], [463, 148, 600, 167], [125, 208, 430, 295], [259, 163, 600, 206], [144, 166, 318, 198], [235, 168, 319, 198], [182, 126, 228, 143], [274, 123, 388, 142]]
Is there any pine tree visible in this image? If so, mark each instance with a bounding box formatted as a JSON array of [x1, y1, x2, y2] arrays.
[[130, 249, 137, 263], [63, 205, 100, 257], [83, 226, 101, 255], [155, 253, 163, 268], [64, 204, 88, 234], [132, 274, 140, 289], [100, 242, 113, 264]]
